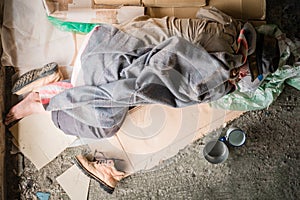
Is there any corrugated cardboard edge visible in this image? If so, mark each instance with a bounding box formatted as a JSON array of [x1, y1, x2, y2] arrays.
[[93, 0, 207, 7], [94, 0, 141, 6], [48, 6, 144, 24], [142, 0, 207, 8], [43, 0, 266, 21]]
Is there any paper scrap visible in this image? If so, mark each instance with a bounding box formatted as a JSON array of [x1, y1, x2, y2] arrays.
[[10, 113, 77, 170], [56, 165, 90, 200]]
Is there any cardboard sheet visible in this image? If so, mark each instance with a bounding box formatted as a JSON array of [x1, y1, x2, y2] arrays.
[[208, 0, 266, 20], [143, 0, 206, 7], [56, 165, 90, 200], [124, 104, 238, 154], [94, 0, 141, 6], [10, 113, 77, 170], [43, 0, 144, 24], [146, 7, 202, 18], [49, 6, 145, 24], [44, 0, 266, 26], [146, 0, 265, 20], [85, 104, 243, 173], [116, 104, 204, 171]]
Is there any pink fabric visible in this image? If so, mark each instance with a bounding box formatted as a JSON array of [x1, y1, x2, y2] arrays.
[[38, 82, 73, 105], [236, 28, 251, 79], [237, 29, 249, 64]]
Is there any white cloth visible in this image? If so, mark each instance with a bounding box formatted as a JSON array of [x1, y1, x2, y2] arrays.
[[1, 0, 75, 75]]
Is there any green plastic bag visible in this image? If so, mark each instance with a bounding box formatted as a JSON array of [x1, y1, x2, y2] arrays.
[[47, 16, 100, 34], [211, 24, 300, 111]]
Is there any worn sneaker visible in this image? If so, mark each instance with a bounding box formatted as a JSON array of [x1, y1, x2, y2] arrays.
[[12, 62, 63, 95], [74, 155, 126, 194]]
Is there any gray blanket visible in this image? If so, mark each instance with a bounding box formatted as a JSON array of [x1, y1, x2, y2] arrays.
[[47, 24, 236, 135]]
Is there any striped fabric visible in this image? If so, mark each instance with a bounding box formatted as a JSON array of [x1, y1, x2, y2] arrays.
[[36, 81, 73, 105], [236, 28, 249, 64], [236, 28, 250, 79]]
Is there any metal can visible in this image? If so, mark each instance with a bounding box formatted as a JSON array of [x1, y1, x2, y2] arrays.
[[220, 127, 246, 147]]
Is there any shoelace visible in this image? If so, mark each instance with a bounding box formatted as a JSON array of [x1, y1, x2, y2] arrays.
[[93, 150, 121, 166], [95, 159, 114, 165]]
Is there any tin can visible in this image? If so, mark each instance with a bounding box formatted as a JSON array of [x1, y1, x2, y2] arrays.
[[203, 140, 229, 164], [220, 127, 246, 147]]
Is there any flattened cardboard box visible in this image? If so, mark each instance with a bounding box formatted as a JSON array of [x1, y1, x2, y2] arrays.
[[94, 0, 141, 5], [94, 0, 206, 7], [142, 0, 206, 7], [43, 0, 265, 24], [42, 0, 144, 24], [145, 0, 266, 20], [50, 6, 145, 24], [208, 0, 266, 20], [94, 0, 265, 20]]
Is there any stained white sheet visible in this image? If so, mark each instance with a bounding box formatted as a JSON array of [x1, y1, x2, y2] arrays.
[[1, 0, 75, 75]]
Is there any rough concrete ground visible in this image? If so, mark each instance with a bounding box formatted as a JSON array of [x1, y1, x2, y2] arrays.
[[4, 0, 300, 199]]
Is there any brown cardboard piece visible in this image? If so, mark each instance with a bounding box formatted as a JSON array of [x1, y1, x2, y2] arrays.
[[94, 0, 141, 6], [145, 0, 265, 20], [56, 165, 90, 200], [43, 0, 266, 25], [95, 0, 207, 7], [42, 0, 144, 24], [9, 113, 77, 170], [142, 0, 206, 7], [146, 7, 202, 18], [207, 0, 266, 20], [49, 6, 145, 24]]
